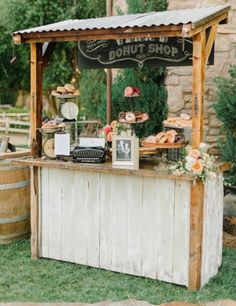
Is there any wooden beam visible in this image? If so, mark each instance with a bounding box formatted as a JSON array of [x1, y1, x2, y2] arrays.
[[205, 24, 218, 65], [192, 30, 206, 148], [14, 24, 185, 44], [30, 166, 40, 259], [42, 42, 57, 69], [17, 31, 184, 43], [30, 43, 43, 158], [189, 12, 227, 37]]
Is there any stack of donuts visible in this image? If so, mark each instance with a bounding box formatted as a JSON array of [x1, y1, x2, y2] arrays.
[[51, 84, 80, 96], [144, 129, 184, 144], [119, 111, 149, 124]]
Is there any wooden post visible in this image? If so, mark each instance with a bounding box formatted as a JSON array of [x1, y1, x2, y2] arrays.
[[106, 0, 113, 124], [188, 180, 204, 290], [30, 166, 40, 259], [191, 30, 206, 148], [30, 43, 43, 158], [188, 30, 206, 290]]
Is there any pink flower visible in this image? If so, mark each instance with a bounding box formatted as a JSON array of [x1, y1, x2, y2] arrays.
[[103, 125, 111, 135], [191, 160, 204, 174], [189, 149, 201, 160]]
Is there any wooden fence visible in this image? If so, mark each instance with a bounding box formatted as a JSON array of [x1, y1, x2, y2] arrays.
[[0, 113, 30, 134]]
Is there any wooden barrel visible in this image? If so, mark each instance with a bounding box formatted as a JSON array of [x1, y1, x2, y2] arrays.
[[0, 159, 30, 243]]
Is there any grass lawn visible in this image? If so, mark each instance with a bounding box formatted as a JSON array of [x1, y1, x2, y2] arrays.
[[0, 240, 235, 303], [0, 107, 29, 113]]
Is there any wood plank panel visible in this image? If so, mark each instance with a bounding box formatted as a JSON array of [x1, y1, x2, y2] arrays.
[[73, 171, 89, 265], [155, 178, 175, 282], [99, 173, 113, 269], [86, 172, 100, 267], [40, 168, 49, 258], [30, 166, 40, 259], [126, 176, 143, 276], [172, 180, 191, 285], [46, 168, 62, 260], [217, 174, 224, 268], [60, 169, 76, 262], [40, 169, 191, 286], [141, 177, 159, 279], [201, 174, 224, 286], [110, 175, 128, 273]]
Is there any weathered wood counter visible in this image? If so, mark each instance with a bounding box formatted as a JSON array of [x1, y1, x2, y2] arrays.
[[15, 158, 224, 289]]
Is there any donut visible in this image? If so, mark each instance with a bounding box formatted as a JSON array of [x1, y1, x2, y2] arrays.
[[64, 84, 75, 93], [165, 129, 178, 137], [166, 133, 175, 144], [57, 86, 67, 94], [155, 131, 165, 142], [145, 135, 156, 143], [159, 135, 168, 144], [125, 112, 136, 123], [124, 86, 134, 96]]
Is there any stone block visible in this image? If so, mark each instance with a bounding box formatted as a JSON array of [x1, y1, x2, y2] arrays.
[[166, 85, 184, 112], [184, 94, 191, 102], [202, 0, 228, 6], [179, 76, 193, 86], [165, 75, 179, 86], [209, 115, 222, 128], [215, 36, 231, 52], [207, 105, 217, 114], [205, 135, 219, 143], [209, 128, 221, 135], [220, 61, 233, 76]]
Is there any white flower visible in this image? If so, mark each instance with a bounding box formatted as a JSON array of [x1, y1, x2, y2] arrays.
[[199, 142, 209, 154]]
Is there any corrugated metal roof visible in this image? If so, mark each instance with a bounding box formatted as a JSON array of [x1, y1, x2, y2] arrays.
[[13, 5, 230, 35]]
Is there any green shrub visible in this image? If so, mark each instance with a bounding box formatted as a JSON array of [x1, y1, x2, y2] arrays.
[[214, 65, 236, 184]]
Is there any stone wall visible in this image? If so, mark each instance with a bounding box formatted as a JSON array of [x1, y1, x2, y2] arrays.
[[166, 0, 236, 151]]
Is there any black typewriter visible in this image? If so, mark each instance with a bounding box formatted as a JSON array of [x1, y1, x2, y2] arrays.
[[72, 146, 106, 163]]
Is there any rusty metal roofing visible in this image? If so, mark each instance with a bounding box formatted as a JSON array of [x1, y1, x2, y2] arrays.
[[13, 4, 230, 35]]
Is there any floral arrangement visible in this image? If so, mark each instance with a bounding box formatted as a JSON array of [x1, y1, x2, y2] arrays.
[[169, 143, 217, 181], [98, 120, 126, 141]]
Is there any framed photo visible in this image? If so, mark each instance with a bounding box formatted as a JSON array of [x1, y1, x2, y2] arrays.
[[112, 135, 139, 170], [0, 136, 9, 153]]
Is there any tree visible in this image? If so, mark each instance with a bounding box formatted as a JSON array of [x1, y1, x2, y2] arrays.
[[0, 0, 105, 114]]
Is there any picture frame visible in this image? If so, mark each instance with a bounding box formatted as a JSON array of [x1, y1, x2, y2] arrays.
[[112, 135, 139, 170], [0, 136, 9, 153]]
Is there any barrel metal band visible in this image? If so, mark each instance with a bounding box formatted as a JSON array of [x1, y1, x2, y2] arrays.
[[0, 231, 29, 240], [0, 213, 30, 224], [0, 179, 30, 190]]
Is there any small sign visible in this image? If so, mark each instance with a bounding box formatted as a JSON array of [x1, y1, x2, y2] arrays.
[[78, 37, 214, 69], [54, 133, 70, 156]]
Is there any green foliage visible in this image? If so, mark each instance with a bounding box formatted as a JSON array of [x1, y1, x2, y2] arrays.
[[127, 0, 167, 13], [79, 69, 107, 121], [112, 68, 168, 138], [0, 240, 236, 302], [0, 0, 106, 105], [214, 65, 236, 184], [111, 0, 168, 137]]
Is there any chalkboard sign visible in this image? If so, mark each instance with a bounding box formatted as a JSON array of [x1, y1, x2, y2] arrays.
[[78, 37, 214, 69]]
